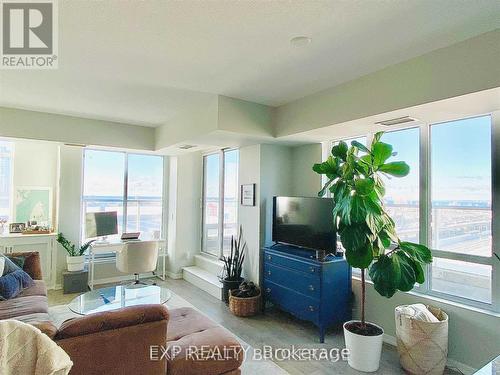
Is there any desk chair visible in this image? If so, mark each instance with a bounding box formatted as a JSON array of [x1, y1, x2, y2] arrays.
[[116, 240, 159, 285]]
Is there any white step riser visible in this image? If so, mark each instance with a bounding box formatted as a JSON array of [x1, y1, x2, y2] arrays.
[[183, 268, 222, 300], [194, 255, 224, 276]]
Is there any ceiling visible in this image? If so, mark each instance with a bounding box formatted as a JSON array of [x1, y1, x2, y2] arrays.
[[1, 0, 499, 127]]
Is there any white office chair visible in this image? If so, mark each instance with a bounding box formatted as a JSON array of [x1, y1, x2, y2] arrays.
[[116, 240, 159, 286]]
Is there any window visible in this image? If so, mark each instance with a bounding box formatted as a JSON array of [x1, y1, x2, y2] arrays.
[[430, 116, 492, 303], [0, 141, 13, 223], [324, 114, 498, 310], [202, 149, 239, 257], [82, 150, 164, 243], [381, 128, 420, 243]]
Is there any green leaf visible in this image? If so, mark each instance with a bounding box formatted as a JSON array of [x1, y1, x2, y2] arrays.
[[354, 178, 375, 196], [331, 141, 348, 160], [410, 258, 425, 284], [351, 140, 370, 154], [339, 223, 370, 252], [350, 195, 368, 223], [346, 245, 374, 269], [372, 142, 393, 166], [318, 179, 335, 197], [393, 252, 417, 292], [369, 255, 398, 298], [312, 156, 339, 179], [378, 161, 410, 177], [400, 242, 433, 264], [372, 131, 384, 145]]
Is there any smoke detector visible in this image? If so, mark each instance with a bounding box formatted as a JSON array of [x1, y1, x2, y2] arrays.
[[375, 116, 418, 127]]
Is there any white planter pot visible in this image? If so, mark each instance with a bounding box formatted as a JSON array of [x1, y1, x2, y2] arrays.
[[67, 255, 85, 272], [343, 320, 384, 372]]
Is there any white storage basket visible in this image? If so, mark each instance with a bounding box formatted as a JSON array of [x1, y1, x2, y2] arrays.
[[395, 305, 449, 375]]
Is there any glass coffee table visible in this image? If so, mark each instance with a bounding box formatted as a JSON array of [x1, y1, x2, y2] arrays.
[[68, 284, 172, 315]]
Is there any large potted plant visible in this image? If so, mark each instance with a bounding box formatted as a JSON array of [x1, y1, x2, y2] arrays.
[[219, 226, 246, 303], [57, 233, 95, 272], [313, 132, 432, 372]]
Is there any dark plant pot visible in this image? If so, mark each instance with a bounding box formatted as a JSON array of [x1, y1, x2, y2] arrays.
[[222, 278, 243, 304]]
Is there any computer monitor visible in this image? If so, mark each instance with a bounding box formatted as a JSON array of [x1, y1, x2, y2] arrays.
[[85, 211, 118, 239]]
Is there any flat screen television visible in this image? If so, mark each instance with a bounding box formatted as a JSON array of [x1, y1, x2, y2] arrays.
[[273, 196, 336, 252]]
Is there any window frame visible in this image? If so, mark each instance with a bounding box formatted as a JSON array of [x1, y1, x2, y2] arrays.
[[201, 148, 239, 259], [0, 140, 14, 224], [324, 113, 499, 312], [81, 149, 165, 251]]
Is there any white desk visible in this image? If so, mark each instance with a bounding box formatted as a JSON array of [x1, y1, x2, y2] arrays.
[[88, 239, 167, 290]]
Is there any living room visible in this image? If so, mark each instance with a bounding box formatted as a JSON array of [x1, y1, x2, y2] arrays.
[[0, 1, 499, 375]]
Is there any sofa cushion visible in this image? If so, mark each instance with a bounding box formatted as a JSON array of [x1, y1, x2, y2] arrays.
[[17, 280, 47, 297], [9, 252, 43, 280], [0, 295, 48, 320], [0, 269, 35, 299], [12, 312, 51, 324], [1, 254, 22, 276], [166, 307, 243, 375]]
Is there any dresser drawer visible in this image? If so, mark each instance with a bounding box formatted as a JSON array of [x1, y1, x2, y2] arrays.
[[264, 280, 320, 324], [264, 263, 320, 299], [264, 250, 320, 276]]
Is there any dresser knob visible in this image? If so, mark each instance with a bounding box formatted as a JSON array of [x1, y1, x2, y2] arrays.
[[267, 270, 271, 276], [267, 255, 272, 261], [266, 288, 271, 293], [308, 285, 315, 291], [309, 306, 315, 312], [309, 267, 315, 273]]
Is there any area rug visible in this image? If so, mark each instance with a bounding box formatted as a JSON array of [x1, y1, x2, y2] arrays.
[[49, 291, 288, 375]]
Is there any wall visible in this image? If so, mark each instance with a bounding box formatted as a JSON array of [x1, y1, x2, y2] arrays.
[[0, 107, 155, 151], [12, 139, 59, 227], [290, 144, 322, 197], [274, 29, 500, 137], [167, 152, 202, 276], [238, 144, 261, 284]]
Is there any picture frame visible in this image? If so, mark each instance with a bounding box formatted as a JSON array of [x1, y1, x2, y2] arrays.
[[9, 223, 26, 233], [14, 186, 52, 227], [241, 184, 256, 206]]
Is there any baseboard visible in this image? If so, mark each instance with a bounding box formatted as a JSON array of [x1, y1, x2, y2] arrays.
[[383, 333, 476, 374], [166, 271, 183, 279]]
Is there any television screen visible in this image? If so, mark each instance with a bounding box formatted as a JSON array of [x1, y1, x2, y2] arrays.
[[273, 196, 336, 252], [85, 211, 118, 238]]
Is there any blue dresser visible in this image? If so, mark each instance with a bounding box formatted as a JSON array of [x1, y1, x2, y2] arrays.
[[262, 244, 351, 343]]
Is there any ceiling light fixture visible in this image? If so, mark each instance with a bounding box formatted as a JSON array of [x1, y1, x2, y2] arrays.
[[375, 116, 418, 127], [290, 36, 312, 48]]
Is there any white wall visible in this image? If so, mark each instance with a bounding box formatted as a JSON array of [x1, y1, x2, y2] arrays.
[[238, 144, 261, 284], [167, 152, 202, 275], [290, 144, 322, 197]]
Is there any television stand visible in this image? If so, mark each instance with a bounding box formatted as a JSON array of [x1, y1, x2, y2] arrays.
[[262, 244, 351, 343]]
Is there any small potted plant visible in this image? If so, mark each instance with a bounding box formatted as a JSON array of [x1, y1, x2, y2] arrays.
[[229, 281, 261, 317], [57, 233, 95, 272], [313, 132, 432, 372], [219, 226, 246, 303]]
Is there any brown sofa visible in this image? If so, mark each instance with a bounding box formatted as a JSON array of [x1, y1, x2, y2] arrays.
[[0, 252, 243, 375]]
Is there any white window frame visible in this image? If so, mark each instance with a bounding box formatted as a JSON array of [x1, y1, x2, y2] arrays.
[[201, 148, 239, 258], [81, 149, 165, 248], [0, 140, 14, 224], [324, 112, 499, 312]]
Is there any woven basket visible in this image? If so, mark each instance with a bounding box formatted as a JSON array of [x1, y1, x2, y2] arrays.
[[395, 305, 449, 375], [229, 289, 261, 317]]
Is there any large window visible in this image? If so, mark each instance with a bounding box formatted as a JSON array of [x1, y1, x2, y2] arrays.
[[82, 150, 164, 242], [430, 116, 492, 303], [327, 114, 498, 310], [202, 149, 239, 257], [0, 141, 13, 224]]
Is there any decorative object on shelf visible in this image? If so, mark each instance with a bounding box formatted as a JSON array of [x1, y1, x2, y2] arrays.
[[395, 304, 448, 375], [9, 223, 26, 234], [240, 184, 256, 206], [219, 226, 246, 303], [14, 187, 52, 227], [57, 232, 95, 272], [229, 281, 261, 317], [313, 132, 433, 372], [0, 219, 7, 234]]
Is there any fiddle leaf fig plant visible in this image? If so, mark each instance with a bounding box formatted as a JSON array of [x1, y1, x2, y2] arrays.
[[313, 131, 432, 327]]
